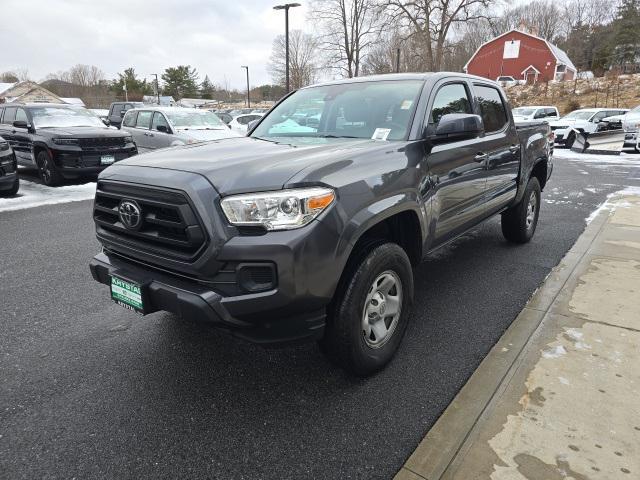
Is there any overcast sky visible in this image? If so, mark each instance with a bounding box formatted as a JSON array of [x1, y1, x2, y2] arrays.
[[0, 0, 309, 89]]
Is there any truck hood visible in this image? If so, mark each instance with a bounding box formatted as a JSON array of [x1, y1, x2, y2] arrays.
[[37, 126, 130, 137], [106, 136, 386, 195], [549, 118, 587, 128]]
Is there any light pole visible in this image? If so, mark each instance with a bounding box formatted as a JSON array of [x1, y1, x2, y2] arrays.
[[241, 66, 250, 108], [273, 3, 301, 93], [151, 73, 160, 104]]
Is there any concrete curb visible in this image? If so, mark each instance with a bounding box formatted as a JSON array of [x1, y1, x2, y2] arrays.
[[395, 208, 611, 480]]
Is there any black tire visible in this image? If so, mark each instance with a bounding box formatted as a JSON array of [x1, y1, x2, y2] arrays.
[[0, 176, 19, 197], [36, 150, 63, 187], [565, 131, 576, 149], [321, 242, 413, 376], [501, 177, 541, 244]]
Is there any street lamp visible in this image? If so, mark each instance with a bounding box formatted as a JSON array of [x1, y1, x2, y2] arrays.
[[241, 66, 250, 108], [273, 2, 301, 93]]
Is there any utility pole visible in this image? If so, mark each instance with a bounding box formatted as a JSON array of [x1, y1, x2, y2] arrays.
[[241, 66, 250, 108], [152, 73, 160, 104], [396, 48, 401, 73], [123, 82, 128, 102], [273, 3, 301, 93]]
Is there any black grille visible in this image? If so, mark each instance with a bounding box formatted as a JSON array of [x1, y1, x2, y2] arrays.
[[79, 137, 126, 150], [94, 182, 207, 262]]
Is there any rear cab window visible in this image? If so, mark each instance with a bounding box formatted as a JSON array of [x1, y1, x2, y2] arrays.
[[3, 107, 17, 124], [473, 84, 508, 133]]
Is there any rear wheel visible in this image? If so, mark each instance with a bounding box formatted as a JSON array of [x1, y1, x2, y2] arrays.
[[501, 177, 541, 244], [321, 242, 413, 376], [36, 150, 63, 186]]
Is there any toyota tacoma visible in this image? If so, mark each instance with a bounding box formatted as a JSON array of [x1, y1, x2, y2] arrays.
[[90, 73, 552, 375]]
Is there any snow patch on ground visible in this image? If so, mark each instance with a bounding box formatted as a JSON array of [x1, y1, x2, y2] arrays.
[[0, 180, 96, 213], [542, 345, 567, 358], [553, 148, 640, 166], [586, 186, 640, 224]]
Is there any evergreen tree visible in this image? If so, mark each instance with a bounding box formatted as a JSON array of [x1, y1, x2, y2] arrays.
[[611, 0, 640, 68], [161, 66, 199, 99], [111, 68, 152, 100], [200, 75, 215, 99]]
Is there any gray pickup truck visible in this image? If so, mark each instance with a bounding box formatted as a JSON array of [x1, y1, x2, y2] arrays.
[[90, 73, 552, 375]]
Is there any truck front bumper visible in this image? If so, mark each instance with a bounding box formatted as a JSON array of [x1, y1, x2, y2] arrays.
[[89, 218, 336, 346]]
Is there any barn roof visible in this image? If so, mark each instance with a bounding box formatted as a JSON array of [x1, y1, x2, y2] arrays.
[[464, 29, 577, 73]]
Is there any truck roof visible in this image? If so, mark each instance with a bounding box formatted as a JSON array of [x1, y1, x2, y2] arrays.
[[304, 72, 497, 89]]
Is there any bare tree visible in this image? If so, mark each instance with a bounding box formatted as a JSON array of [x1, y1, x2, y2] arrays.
[[311, 0, 382, 77], [268, 30, 319, 89], [381, 0, 493, 72]]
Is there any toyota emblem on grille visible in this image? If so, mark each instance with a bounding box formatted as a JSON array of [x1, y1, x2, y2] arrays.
[[118, 200, 142, 230]]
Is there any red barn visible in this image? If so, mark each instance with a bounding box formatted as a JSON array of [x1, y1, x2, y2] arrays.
[[464, 29, 576, 83]]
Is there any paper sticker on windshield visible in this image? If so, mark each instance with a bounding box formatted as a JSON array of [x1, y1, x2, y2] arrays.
[[400, 100, 413, 110], [372, 128, 391, 141]]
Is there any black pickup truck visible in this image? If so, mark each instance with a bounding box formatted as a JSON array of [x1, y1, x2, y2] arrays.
[[90, 73, 552, 375]]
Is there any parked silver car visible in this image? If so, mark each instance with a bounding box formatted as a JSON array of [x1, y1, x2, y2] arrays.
[[121, 106, 241, 152]]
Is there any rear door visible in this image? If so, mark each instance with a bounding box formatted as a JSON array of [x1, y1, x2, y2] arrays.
[[472, 83, 520, 215], [132, 110, 153, 151], [424, 80, 488, 244], [11, 107, 35, 165]]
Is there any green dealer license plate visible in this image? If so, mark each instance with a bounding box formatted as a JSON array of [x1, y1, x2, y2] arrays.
[[111, 276, 144, 314]]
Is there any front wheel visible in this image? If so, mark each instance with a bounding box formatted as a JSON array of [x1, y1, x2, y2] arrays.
[[321, 242, 413, 376], [36, 150, 63, 187], [501, 177, 541, 244]]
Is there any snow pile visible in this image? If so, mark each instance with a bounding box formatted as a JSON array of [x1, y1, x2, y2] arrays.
[[0, 180, 96, 213]]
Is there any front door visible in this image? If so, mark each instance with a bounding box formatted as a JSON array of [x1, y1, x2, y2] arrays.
[[472, 83, 520, 215], [150, 112, 173, 150], [132, 110, 153, 151], [424, 81, 488, 246]]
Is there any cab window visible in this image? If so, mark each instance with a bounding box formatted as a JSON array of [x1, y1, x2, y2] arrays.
[[135, 111, 152, 129], [3, 107, 17, 124], [122, 110, 137, 127], [474, 84, 508, 133], [151, 112, 169, 132], [15, 108, 28, 122], [429, 83, 471, 124]]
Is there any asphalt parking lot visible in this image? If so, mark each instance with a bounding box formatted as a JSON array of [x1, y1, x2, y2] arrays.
[[1, 150, 640, 479]]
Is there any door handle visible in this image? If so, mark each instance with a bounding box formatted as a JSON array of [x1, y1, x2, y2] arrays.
[[474, 152, 488, 162], [509, 144, 521, 154]]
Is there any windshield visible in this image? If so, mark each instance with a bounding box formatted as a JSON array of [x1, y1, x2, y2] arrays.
[[31, 107, 106, 128], [251, 80, 424, 141], [562, 111, 594, 121], [631, 105, 640, 113], [166, 110, 227, 129], [512, 108, 535, 116]]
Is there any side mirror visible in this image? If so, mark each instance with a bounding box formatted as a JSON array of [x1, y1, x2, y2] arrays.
[[534, 112, 545, 119], [13, 120, 31, 130], [156, 125, 168, 133], [102, 118, 110, 126], [120, 110, 126, 116], [430, 113, 483, 142]]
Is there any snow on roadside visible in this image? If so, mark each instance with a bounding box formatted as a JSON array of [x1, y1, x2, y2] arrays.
[[0, 180, 96, 213], [553, 148, 640, 167], [586, 185, 640, 224]]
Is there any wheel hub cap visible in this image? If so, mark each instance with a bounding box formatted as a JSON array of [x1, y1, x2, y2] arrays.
[[362, 271, 403, 348], [526, 193, 537, 229]]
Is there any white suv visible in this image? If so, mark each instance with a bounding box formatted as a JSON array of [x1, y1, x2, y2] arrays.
[[512, 106, 559, 122], [549, 108, 629, 148]]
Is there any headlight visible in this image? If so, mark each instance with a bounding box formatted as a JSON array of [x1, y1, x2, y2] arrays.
[[52, 138, 79, 145], [221, 187, 335, 231]]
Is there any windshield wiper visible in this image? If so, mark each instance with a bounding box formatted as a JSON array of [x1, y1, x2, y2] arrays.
[[314, 134, 360, 139]]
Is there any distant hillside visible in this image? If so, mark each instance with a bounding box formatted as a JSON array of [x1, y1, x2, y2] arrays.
[[504, 74, 640, 115]]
